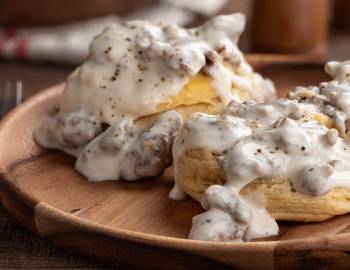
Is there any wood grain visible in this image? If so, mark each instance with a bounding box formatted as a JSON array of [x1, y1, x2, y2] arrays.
[[0, 60, 349, 269], [0, 60, 106, 269], [0, 205, 104, 269]]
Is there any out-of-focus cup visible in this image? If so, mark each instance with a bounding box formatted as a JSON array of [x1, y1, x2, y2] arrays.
[[333, 0, 350, 30], [251, 0, 328, 55]]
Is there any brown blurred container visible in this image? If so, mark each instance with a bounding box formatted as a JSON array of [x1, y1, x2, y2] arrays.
[[251, 0, 328, 55], [333, 0, 350, 30], [0, 0, 158, 26]]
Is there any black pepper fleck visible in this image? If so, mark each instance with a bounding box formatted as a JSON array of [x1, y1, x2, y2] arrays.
[[104, 46, 112, 54], [138, 64, 146, 71]]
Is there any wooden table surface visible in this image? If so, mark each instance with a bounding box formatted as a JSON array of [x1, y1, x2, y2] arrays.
[[0, 61, 113, 269]]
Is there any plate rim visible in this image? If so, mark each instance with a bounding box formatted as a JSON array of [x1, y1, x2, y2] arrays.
[[0, 85, 277, 247], [0, 71, 348, 266]]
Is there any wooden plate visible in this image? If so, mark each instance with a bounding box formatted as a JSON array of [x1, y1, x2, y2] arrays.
[[0, 59, 350, 270]]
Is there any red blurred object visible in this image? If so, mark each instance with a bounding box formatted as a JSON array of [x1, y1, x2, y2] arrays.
[[0, 0, 158, 26]]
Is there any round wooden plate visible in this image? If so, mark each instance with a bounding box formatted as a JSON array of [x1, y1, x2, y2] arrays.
[[0, 59, 350, 270]]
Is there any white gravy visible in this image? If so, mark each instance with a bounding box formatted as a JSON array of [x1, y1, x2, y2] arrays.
[[173, 61, 350, 241], [35, 13, 275, 181]]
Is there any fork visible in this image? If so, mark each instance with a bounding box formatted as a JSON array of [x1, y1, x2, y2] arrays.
[[0, 80, 23, 119]]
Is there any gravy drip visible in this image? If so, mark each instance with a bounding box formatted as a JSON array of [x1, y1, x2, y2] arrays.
[[173, 61, 350, 241], [35, 13, 275, 181]]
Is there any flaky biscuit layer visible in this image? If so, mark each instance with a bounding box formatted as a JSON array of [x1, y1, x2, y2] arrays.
[[176, 149, 350, 222]]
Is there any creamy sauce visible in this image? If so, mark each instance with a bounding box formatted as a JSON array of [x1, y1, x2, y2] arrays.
[[35, 13, 275, 181], [288, 61, 350, 137], [34, 108, 102, 156], [173, 61, 350, 241], [59, 13, 270, 124], [76, 110, 182, 181]]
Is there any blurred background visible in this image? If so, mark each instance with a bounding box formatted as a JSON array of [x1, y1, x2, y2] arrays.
[[0, 0, 350, 100], [1, 0, 350, 59]]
